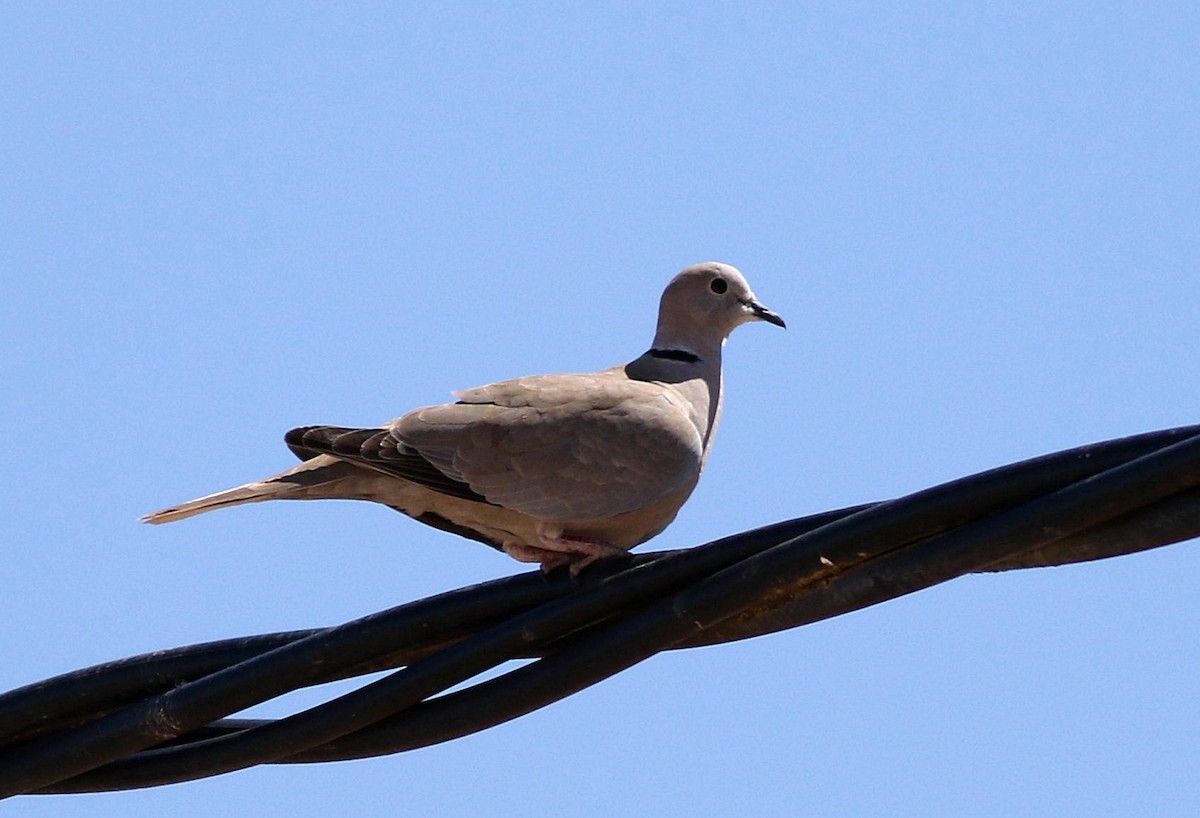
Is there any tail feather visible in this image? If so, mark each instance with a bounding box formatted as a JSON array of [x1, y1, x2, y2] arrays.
[[142, 456, 361, 525], [141, 482, 292, 524]]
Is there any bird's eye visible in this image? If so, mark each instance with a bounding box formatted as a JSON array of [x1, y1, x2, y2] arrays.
[[709, 277, 728, 294]]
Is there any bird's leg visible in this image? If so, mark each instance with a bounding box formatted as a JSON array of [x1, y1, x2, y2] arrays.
[[537, 533, 627, 559], [535, 527, 628, 576], [501, 541, 556, 564], [502, 526, 630, 576], [498, 541, 578, 576]]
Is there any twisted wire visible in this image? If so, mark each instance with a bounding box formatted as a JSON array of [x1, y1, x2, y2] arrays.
[[2, 425, 1199, 797]]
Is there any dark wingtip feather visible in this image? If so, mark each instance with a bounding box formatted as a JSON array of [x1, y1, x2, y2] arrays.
[[285, 425, 360, 461], [285, 424, 491, 504], [285, 426, 322, 460], [331, 428, 382, 456]]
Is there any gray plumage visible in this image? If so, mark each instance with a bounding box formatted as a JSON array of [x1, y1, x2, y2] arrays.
[[143, 262, 785, 573]]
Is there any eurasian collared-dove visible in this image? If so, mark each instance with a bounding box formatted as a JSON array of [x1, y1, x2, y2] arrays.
[[144, 262, 785, 573]]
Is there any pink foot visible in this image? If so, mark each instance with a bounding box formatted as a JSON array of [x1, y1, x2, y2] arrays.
[[501, 533, 629, 576], [536, 532, 628, 577]]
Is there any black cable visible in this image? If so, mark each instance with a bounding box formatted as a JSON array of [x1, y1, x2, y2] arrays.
[[282, 424, 1200, 764], [3, 425, 1198, 796]]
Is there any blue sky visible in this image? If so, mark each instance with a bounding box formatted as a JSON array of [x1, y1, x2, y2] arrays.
[[3, 2, 1199, 815]]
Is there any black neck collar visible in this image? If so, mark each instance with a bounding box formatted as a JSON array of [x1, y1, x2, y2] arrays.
[[648, 348, 701, 364]]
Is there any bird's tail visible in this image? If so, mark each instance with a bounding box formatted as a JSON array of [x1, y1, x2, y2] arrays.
[[142, 456, 357, 525]]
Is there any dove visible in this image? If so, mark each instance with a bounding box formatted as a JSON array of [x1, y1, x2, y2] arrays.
[[143, 262, 785, 573]]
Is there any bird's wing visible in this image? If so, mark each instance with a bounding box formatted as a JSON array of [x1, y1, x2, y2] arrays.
[[385, 370, 704, 521]]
